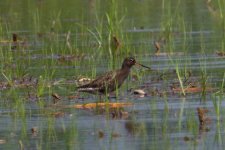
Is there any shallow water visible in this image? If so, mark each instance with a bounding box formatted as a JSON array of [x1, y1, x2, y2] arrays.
[[1, 0, 225, 149]]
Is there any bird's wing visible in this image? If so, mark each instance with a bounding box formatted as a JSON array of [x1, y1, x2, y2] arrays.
[[77, 70, 118, 89]]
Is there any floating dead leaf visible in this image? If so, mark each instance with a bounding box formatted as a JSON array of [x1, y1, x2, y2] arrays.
[[111, 132, 121, 138], [73, 102, 133, 109], [0, 139, 6, 144], [52, 93, 61, 104], [52, 93, 61, 100], [98, 130, 104, 138]]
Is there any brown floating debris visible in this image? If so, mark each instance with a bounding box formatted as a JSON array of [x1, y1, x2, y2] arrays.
[[52, 93, 61, 100], [111, 132, 121, 138], [52, 93, 61, 104], [31, 127, 38, 136], [216, 51, 225, 57], [31, 127, 38, 133], [98, 130, 104, 138], [73, 102, 133, 109], [197, 107, 210, 125]]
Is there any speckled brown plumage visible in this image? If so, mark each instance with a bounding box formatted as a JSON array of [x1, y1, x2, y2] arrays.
[[77, 57, 150, 95]]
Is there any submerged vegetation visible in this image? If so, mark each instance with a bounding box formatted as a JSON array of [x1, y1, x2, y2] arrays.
[[0, 0, 225, 149]]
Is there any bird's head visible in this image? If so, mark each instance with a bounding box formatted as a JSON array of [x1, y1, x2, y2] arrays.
[[122, 57, 136, 69], [122, 57, 151, 70]]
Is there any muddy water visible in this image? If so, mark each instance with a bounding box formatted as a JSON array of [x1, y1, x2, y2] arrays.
[[1, 0, 225, 150]]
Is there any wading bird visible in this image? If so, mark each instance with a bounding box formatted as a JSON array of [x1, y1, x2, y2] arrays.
[[77, 57, 151, 95]]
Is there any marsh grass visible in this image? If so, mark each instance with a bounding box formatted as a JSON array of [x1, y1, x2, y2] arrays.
[[212, 95, 222, 121], [105, 0, 125, 57], [33, 10, 41, 36], [63, 122, 78, 150], [1, 0, 225, 149], [199, 44, 208, 99], [186, 109, 199, 135], [220, 72, 225, 94]]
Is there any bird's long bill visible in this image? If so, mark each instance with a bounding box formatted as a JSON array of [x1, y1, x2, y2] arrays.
[[135, 62, 151, 70]]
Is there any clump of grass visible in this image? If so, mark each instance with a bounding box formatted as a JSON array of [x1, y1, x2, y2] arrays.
[[177, 97, 186, 130], [169, 57, 186, 96], [186, 109, 199, 135], [33, 9, 41, 35], [220, 72, 225, 94], [200, 70, 208, 99], [175, 64, 186, 96], [212, 95, 222, 121]]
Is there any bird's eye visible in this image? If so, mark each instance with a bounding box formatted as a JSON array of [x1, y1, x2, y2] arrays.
[[130, 58, 134, 62]]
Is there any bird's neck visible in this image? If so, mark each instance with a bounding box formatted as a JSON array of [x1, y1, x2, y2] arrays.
[[121, 64, 131, 70], [120, 66, 131, 76]]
